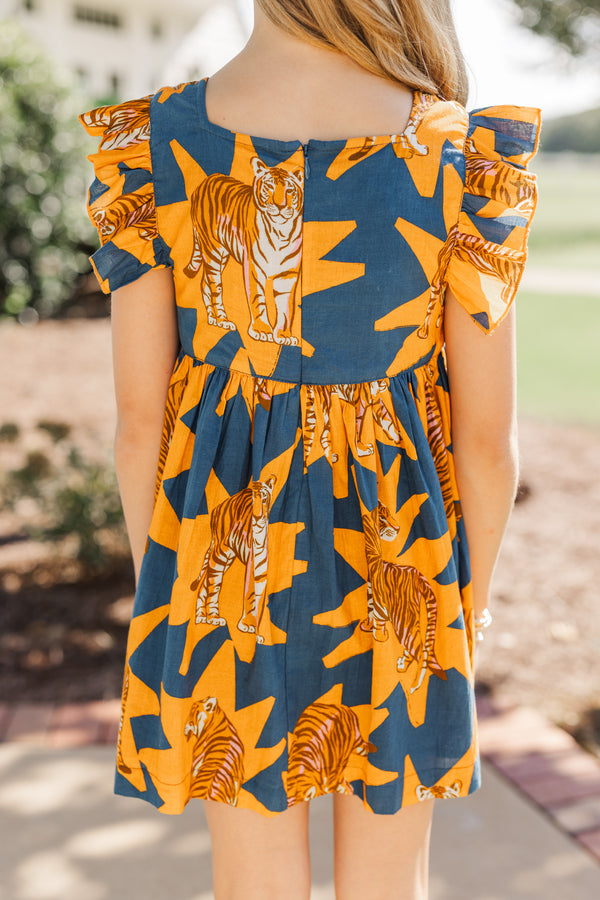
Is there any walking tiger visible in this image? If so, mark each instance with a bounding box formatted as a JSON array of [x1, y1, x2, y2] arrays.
[[184, 158, 303, 346], [191, 475, 277, 642], [360, 502, 446, 693]]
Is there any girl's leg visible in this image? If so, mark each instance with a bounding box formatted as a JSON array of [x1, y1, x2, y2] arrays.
[[333, 793, 435, 900], [202, 798, 312, 900]]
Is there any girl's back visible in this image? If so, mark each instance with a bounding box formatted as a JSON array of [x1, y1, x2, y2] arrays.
[[79, 2, 541, 896]]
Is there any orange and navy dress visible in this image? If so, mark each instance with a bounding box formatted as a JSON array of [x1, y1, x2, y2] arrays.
[[80, 78, 541, 816]]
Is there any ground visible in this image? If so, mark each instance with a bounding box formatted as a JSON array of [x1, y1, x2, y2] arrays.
[[0, 317, 598, 756]]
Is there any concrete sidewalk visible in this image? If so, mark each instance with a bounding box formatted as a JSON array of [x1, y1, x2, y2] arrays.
[[0, 743, 598, 899]]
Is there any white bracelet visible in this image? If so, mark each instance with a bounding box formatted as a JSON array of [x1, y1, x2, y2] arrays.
[[474, 608, 493, 642]]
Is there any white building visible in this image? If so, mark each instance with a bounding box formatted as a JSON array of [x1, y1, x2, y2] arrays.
[[1, 0, 252, 102]]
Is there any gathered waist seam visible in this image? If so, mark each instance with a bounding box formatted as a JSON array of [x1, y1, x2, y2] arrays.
[[177, 348, 441, 388]]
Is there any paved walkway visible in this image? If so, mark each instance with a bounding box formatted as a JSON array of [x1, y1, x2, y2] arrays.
[[0, 696, 599, 898]]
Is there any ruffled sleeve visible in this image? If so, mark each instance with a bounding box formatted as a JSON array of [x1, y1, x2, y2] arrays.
[[444, 105, 542, 333], [79, 95, 172, 294]]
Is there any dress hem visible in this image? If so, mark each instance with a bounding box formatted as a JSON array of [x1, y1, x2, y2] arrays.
[[114, 760, 482, 817]]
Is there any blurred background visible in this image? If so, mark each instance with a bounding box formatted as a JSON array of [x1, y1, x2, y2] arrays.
[[0, 0, 599, 782]]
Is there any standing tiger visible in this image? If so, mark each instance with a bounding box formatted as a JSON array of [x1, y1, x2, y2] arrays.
[[360, 502, 446, 693], [191, 475, 277, 642], [287, 702, 377, 806], [184, 696, 245, 806], [183, 157, 303, 346]]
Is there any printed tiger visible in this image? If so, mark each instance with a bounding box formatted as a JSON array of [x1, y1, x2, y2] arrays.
[[90, 191, 158, 245], [184, 158, 303, 346], [116, 663, 132, 775], [79, 96, 152, 151], [465, 138, 537, 217], [423, 372, 456, 525], [360, 501, 447, 693], [287, 702, 376, 805], [418, 222, 524, 339], [416, 780, 462, 801], [155, 365, 189, 501], [184, 696, 245, 806], [191, 475, 277, 642], [303, 381, 401, 468]]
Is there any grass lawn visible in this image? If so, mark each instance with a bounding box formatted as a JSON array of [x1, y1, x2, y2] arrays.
[[527, 154, 600, 272], [516, 291, 600, 427]]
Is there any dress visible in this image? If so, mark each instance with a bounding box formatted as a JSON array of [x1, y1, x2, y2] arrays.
[[80, 77, 541, 817]]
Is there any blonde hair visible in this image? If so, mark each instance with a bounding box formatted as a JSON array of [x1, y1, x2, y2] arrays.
[[255, 0, 469, 105]]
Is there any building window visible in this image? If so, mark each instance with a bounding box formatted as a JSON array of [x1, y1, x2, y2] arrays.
[[109, 73, 121, 96], [151, 20, 163, 40], [23, 0, 36, 11], [73, 6, 122, 29]]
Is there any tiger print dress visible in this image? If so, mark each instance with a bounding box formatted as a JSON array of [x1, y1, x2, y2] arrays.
[[80, 78, 541, 816]]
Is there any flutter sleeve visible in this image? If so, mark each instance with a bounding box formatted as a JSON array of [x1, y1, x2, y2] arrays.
[[78, 95, 172, 294], [444, 105, 542, 333]]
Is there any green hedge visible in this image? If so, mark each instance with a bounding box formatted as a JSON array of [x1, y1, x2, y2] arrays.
[[0, 20, 96, 320]]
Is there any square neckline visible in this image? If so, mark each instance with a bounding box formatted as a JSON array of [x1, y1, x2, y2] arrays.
[[196, 76, 424, 154]]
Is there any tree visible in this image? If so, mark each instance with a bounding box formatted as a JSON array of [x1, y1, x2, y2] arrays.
[[511, 0, 600, 55], [0, 20, 95, 320]]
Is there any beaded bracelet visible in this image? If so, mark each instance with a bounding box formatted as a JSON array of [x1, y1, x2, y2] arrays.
[[474, 608, 493, 642]]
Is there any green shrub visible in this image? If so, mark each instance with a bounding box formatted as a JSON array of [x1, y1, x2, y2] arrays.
[[0, 20, 96, 320], [0, 420, 128, 571]]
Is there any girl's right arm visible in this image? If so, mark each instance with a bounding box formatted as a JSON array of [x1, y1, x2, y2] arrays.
[[111, 266, 179, 586], [444, 288, 519, 621]]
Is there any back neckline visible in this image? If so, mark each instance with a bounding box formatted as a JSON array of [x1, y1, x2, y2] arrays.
[[196, 76, 424, 153]]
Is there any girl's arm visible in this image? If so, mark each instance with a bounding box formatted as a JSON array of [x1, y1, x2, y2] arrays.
[[444, 288, 519, 619], [111, 267, 179, 586]]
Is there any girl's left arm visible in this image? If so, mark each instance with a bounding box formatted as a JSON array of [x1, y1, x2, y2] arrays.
[[110, 266, 179, 585]]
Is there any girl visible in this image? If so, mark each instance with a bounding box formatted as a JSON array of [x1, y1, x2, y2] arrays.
[[80, 2, 540, 897]]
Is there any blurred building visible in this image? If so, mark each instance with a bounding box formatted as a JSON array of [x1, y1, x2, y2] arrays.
[[0, 0, 251, 101]]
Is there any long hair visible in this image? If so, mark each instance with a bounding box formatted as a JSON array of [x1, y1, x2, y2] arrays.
[[255, 0, 469, 105]]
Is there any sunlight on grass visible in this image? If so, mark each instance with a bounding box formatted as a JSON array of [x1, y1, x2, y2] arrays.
[[517, 291, 600, 427]]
